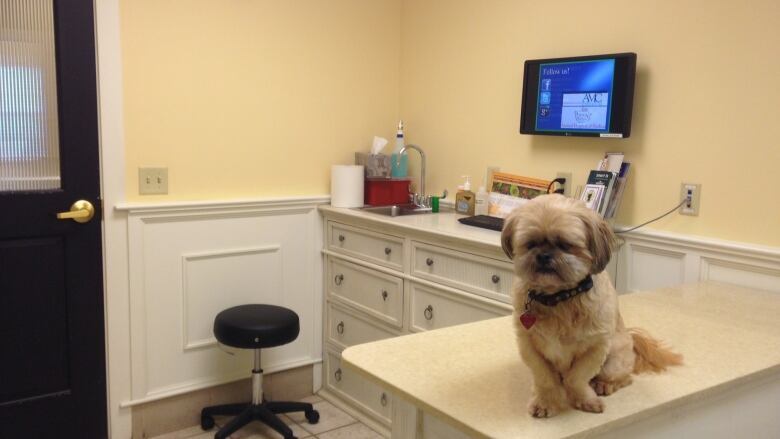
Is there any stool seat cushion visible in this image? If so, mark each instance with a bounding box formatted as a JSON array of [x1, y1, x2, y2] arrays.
[[214, 304, 300, 349]]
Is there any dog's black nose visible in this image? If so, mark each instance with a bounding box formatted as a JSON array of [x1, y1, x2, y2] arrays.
[[536, 252, 553, 266]]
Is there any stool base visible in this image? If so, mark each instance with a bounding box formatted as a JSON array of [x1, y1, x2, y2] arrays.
[[201, 400, 319, 439]]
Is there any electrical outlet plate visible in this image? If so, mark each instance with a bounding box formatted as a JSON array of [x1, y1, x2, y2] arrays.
[[139, 167, 168, 195], [679, 183, 701, 216], [556, 171, 573, 197]]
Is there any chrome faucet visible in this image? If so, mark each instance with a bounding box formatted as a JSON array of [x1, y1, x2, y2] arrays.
[[398, 144, 427, 206]]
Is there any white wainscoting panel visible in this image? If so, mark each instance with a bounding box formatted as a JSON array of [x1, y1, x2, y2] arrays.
[[627, 245, 686, 293], [182, 245, 283, 351], [119, 197, 327, 404], [614, 228, 780, 295], [700, 257, 780, 293]]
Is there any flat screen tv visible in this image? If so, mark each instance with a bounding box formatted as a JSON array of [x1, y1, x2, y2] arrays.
[[519, 53, 636, 138]]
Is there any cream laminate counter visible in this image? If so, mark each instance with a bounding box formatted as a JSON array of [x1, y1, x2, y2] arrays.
[[342, 282, 780, 438], [318, 205, 502, 251]]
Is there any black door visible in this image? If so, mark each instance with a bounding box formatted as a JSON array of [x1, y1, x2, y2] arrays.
[[0, 0, 107, 437]]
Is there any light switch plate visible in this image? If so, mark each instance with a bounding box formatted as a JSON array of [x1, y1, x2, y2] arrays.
[[139, 167, 168, 195]]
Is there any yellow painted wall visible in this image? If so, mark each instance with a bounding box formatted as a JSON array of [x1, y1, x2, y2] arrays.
[[121, 0, 401, 200], [399, 0, 780, 246], [121, 0, 780, 246]]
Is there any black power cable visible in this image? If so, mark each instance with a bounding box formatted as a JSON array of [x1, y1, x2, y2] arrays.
[[614, 199, 687, 234], [546, 178, 566, 194]]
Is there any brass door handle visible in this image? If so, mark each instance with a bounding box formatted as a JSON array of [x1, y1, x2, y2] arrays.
[[56, 200, 95, 223]]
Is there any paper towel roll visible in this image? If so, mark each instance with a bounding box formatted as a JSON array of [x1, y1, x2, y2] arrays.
[[331, 165, 365, 207]]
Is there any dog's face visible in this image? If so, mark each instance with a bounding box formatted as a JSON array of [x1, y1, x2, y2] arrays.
[[501, 194, 615, 290]]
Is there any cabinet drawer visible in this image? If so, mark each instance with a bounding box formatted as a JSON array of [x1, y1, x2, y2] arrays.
[[412, 241, 513, 303], [325, 350, 392, 426], [327, 304, 398, 350], [409, 282, 510, 332], [328, 258, 404, 328], [328, 222, 404, 271]]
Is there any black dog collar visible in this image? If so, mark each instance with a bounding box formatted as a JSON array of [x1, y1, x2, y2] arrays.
[[527, 275, 594, 307]]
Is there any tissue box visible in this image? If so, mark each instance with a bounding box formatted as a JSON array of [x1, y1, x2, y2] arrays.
[[355, 152, 391, 178], [364, 178, 411, 206]]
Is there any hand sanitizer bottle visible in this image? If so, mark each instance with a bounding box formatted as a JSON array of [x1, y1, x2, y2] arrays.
[[391, 120, 408, 177]]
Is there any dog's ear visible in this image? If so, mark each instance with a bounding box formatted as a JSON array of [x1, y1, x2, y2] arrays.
[[501, 211, 520, 260], [576, 208, 616, 274]]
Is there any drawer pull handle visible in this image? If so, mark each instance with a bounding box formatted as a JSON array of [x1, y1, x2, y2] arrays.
[[424, 305, 434, 320], [338, 234, 345, 242], [336, 321, 344, 335], [380, 392, 388, 406], [334, 368, 342, 382], [492, 274, 501, 284], [334, 274, 344, 285], [385, 247, 392, 255], [426, 258, 434, 266], [381, 290, 388, 301]]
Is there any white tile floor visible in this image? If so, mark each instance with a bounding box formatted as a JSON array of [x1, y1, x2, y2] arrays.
[[150, 395, 383, 439]]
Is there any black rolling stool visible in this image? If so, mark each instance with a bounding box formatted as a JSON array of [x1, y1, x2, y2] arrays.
[[200, 305, 319, 439]]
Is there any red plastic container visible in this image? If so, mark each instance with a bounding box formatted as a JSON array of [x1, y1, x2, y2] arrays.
[[364, 178, 411, 206]]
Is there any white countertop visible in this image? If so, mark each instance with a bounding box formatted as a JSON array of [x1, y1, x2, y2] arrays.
[[319, 205, 503, 250], [342, 282, 780, 439]]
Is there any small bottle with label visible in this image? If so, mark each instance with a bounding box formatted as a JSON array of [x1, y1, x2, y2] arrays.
[[475, 184, 489, 216], [455, 176, 475, 216]]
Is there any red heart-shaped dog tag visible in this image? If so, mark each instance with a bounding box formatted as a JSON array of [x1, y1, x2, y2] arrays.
[[520, 312, 537, 329]]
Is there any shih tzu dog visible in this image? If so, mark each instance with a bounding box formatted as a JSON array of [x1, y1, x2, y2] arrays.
[[501, 194, 681, 417]]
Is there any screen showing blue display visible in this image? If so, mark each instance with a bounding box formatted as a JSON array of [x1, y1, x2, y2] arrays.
[[535, 59, 615, 132]]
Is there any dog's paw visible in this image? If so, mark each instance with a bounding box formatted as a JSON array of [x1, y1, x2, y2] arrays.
[[527, 397, 562, 418], [590, 377, 632, 396], [573, 396, 604, 413]]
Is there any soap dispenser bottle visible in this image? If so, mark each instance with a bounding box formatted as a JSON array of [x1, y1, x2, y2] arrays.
[[455, 176, 476, 216], [391, 120, 408, 177]]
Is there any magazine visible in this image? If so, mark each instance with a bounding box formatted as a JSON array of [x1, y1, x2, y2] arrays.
[[487, 171, 551, 218]]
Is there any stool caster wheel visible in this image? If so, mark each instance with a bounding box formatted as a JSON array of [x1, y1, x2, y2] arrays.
[[200, 414, 215, 430], [305, 409, 320, 424]]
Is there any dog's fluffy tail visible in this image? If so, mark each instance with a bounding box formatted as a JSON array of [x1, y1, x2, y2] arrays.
[[630, 328, 683, 374]]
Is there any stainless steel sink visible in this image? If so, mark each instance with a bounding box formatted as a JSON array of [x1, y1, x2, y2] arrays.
[[358, 204, 432, 217]]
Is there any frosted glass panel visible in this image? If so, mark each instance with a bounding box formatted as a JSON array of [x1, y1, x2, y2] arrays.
[[0, 0, 61, 192]]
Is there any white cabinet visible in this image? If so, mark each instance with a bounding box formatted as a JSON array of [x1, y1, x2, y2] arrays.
[[328, 258, 404, 328], [320, 212, 513, 436], [325, 349, 393, 425], [328, 222, 404, 271], [411, 241, 514, 303], [327, 303, 399, 350], [421, 412, 472, 439], [408, 282, 507, 333]]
